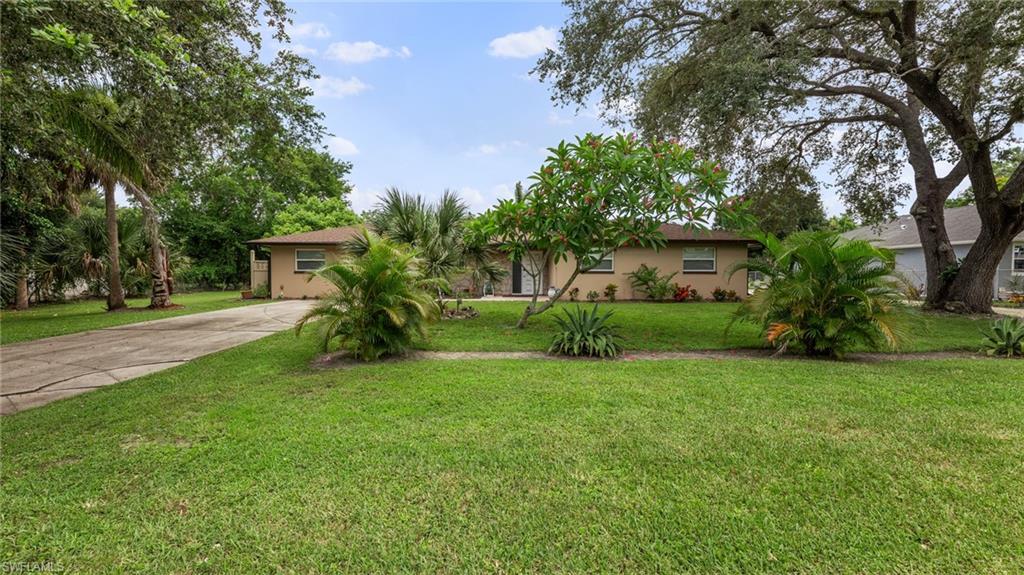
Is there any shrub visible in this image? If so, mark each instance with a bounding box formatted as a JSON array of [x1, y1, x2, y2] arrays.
[[604, 283, 618, 303], [725, 289, 738, 301], [980, 317, 1024, 358], [711, 286, 728, 302], [252, 283, 270, 298], [568, 287, 580, 302], [728, 231, 908, 358], [628, 264, 678, 300], [548, 304, 625, 358], [295, 228, 444, 361], [673, 283, 693, 302], [586, 289, 600, 302]]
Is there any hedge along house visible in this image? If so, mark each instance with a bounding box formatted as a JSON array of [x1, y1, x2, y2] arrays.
[[248, 223, 755, 300]]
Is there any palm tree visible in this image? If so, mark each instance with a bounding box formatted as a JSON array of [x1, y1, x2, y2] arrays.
[[727, 230, 908, 358], [57, 88, 148, 310], [295, 228, 444, 360], [354, 188, 506, 309]]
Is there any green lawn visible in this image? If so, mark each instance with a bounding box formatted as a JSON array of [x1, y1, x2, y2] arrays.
[[3, 328, 1022, 573], [426, 300, 993, 352], [0, 291, 266, 345]]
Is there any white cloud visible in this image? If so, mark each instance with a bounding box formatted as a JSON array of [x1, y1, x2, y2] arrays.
[[348, 186, 379, 214], [303, 75, 370, 98], [325, 41, 413, 63], [464, 140, 526, 157], [488, 26, 556, 59], [327, 136, 359, 157], [289, 22, 330, 39], [288, 43, 318, 56]]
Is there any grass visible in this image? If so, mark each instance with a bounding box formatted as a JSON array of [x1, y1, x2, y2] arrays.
[[3, 328, 1022, 573], [426, 300, 993, 352], [0, 291, 267, 345]]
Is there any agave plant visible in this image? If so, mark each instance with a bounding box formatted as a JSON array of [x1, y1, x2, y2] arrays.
[[980, 317, 1024, 358], [728, 231, 908, 358], [548, 304, 625, 358], [295, 228, 445, 361]]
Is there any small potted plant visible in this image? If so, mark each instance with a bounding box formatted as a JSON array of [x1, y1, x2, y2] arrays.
[[586, 289, 600, 302]]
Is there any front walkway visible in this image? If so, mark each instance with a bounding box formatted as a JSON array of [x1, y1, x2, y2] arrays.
[[0, 300, 313, 415]]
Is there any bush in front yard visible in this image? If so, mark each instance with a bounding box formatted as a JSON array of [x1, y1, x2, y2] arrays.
[[295, 228, 443, 360], [728, 231, 908, 358], [549, 304, 624, 358], [980, 316, 1024, 358]]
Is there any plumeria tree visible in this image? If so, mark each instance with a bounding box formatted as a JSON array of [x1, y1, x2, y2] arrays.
[[482, 133, 738, 328]]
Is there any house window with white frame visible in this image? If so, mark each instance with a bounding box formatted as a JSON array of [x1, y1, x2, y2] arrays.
[[295, 249, 326, 272], [683, 246, 716, 273], [584, 250, 614, 272], [1014, 243, 1024, 274]]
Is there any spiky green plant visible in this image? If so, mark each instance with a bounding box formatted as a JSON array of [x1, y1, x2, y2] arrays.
[[548, 304, 625, 358], [295, 228, 444, 361], [980, 317, 1024, 358], [728, 231, 908, 358]]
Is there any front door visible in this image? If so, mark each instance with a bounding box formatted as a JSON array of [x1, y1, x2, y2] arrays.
[[512, 257, 543, 295]]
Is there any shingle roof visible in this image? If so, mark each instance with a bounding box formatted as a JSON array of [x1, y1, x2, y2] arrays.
[[659, 223, 754, 242], [843, 206, 1024, 248], [247, 223, 753, 246], [246, 225, 362, 245]]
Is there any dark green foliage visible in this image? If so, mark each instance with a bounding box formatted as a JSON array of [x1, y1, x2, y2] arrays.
[[158, 149, 354, 289], [729, 231, 908, 358], [295, 229, 443, 361], [548, 304, 625, 358], [628, 264, 677, 301], [980, 317, 1024, 358]]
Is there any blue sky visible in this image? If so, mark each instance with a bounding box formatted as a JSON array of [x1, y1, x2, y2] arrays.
[[263, 2, 1005, 218], [264, 1, 609, 214]]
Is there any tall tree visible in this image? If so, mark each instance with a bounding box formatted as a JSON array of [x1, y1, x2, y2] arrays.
[[538, 0, 1024, 313], [3, 0, 326, 308], [719, 159, 826, 237]]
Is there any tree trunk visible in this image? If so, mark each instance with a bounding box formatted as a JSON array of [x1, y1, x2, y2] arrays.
[[104, 179, 125, 311], [911, 195, 958, 308], [130, 184, 172, 308], [15, 267, 29, 310]]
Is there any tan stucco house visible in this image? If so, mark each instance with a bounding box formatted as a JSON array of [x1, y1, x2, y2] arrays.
[[248, 223, 755, 300]]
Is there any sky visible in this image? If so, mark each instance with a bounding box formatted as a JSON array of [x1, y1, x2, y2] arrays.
[[258, 1, 1012, 218], [262, 1, 609, 215]]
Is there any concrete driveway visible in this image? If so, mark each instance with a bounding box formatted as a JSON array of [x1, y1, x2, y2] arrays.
[[0, 300, 313, 415]]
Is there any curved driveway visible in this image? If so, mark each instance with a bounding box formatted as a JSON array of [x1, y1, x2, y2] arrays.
[[0, 300, 312, 415]]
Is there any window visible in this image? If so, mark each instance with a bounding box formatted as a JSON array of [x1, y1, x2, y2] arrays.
[[1014, 243, 1024, 274], [683, 246, 716, 273], [584, 250, 614, 272], [295, 249, 326, 272]]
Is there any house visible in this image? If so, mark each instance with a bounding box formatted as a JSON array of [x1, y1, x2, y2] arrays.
[[843, 205, 1024, 297], [247, 226, 363, 299], [247, 223, 756, 300]]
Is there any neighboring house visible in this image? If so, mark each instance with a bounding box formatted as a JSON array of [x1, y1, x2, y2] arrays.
[[248, 223, 756, 300], [843, 205, 1024, 298]]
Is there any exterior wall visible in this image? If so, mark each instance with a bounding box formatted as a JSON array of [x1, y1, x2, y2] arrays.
[[893, 243, 1020, 299], [546, 242, 750, 300], [267, 244, 342, 299]]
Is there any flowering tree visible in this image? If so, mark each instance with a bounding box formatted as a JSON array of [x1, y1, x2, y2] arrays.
[[482, 133, 738, 328]]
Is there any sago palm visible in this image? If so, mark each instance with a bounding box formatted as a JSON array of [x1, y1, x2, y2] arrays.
[[728, 231, 908, 358], [295, 228, 444, 361]]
